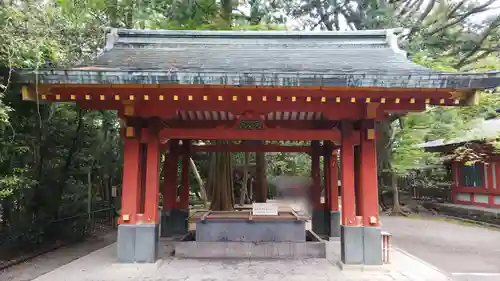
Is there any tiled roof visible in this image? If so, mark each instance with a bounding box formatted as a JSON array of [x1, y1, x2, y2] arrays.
[[18, 28, 500, 88], [418, 118, 500, 148]]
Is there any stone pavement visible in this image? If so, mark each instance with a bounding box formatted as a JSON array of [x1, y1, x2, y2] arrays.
[[31, 241, 451, 281]]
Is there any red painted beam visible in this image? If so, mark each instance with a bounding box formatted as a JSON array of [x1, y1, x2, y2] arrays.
[[159, 128, 342, 141], [190, 144, 315, 153]]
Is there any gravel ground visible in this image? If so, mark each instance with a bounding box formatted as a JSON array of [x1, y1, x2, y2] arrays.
[[0, 230, 116, 281], [381, 215, 500, 281]]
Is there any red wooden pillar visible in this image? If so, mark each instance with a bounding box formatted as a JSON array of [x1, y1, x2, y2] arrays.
[[144, 126, 161, 224], [329, 149, 339, 212], [359, 120, 379, 226], [179, 140, 191, 209], [341, 121, 357, 226], [311, 140, 321, 209], [163, 140, 179, 210], [323, 141, 332, 210], [119, 131, 142, 225]]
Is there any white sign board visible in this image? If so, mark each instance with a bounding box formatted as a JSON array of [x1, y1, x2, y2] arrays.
[[252, 203, 278, 216]]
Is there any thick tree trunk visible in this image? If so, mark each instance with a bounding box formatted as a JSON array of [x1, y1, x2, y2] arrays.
[[207, 141, 234, 211], [239, 152, 250, 205], [390, 173, 407, 216]]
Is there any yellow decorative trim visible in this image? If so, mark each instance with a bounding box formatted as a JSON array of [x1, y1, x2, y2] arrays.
[[70, 95, 76, 100], [100, 95, 105, 100], [336, 97, 341, 103], [350, 97, 356, 103], [125, 127, 135, 137], [144, 95, 149, 101], [292, 96, 296, 102], [365, 97, 371, 103], [439, 98, 445, 104], [367, 128, 375, 140], [247, 96, 252, 102], [41, 95, 47, 100], [380, 98, 386, 103], [262, 96, 267, 102], [425, 98, 430, 104], [124, 104, 135, 116], [85, 94, 91, 100], [115, 95, 120, 100], [173, 95, 179, 101], [321, 97, 326, 103], [159, 95, 164, 101], [410, 98, 415, 104], [395, 98, 400, 104], [55, 94, 61, 100], [233, 96, 238, 101], [129, 95, 135, 101], [276, 96, 281, 101], [203, 95, 208, 101], [188, 95, 193, 101], [218, 95, 223, 101]]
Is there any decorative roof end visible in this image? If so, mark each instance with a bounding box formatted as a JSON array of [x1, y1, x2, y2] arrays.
[[386, 28, 409, 57], [105, 28, 119, 52]]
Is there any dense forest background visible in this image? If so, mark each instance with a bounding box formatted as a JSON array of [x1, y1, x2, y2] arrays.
[[0, 0, 499, 252]]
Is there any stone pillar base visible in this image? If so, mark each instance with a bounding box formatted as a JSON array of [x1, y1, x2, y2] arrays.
[[312, 210, 330, 236], [363, 226, 382, 265], [340, 225, 382, 265], [117, 224, 159, 263], [160, 208, 189, 237], [329, 211, 341, 238]]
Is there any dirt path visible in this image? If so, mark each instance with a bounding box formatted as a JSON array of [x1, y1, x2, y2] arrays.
[[381, 215, 500, 281], [0, 230, 116, 281]]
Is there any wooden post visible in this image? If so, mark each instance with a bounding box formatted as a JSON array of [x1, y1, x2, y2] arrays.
[[255, 150, 267, 202], [119, 130, 142, 225], [163, 140, 179, 210], [323, 141, 332, 210], [144, 126, 161, 224], [359, 120, 379, 226], [330, 149, 339, 212], [341, 121, 357, 226], [311, 140, 321, 209], [180, 140, 191, 209]]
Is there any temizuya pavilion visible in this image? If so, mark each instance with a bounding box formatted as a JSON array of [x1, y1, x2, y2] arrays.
[[18, 29, 499, 266]]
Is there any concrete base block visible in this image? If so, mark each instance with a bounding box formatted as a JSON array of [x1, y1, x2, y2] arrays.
[[336, 260, 389, 272], [117, 224, 136, 263], [341, 226, 364, 265], [117, 224, 159, 263], [135, 224, 159, 263], [329, 211, 341, 238], [363, 227, 383, 265], [175, 241, 326, 259], [196, 219, 306, 242], [161, 209, 188, 237], [312, 210, 330, 237]]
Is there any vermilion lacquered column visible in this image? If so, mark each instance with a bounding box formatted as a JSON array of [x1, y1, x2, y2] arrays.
[[143, 127, 161, 224], [329, 150, 339, 212], [323, 142, 332, 210], [179, 140, 191, 209], [311, 140, 321, 209], [163, 140, 179, 210], [119, 132, 142, 225], [341, 122, 357, 226], [359, 120, 379, 226]]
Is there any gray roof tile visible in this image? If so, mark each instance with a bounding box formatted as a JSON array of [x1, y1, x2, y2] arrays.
[[18, 28, 500, 88]]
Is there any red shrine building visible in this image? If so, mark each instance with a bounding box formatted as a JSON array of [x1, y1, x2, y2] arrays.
[[18, 29, 498, 266], [421, 118, 500, 208]]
